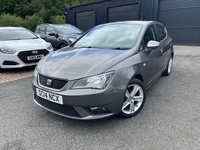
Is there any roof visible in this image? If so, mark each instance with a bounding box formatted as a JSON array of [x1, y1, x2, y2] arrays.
[[97, 21, 154, 27], [0, 27, 26, 30], [37, 23, 71, 26]]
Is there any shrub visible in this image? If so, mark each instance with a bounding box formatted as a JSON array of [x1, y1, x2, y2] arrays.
[[50, 15, 65, 24], [23, 14, 43, 31], [0, 13, 23, 26]]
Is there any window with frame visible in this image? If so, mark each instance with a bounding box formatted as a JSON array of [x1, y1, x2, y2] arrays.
[[155, 24, 166, 41], [38, 26, 45, 34], [139, 25, 158, 51], [46, 26, 55, 35]]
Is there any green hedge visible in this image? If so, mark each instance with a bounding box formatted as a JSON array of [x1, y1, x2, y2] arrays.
[[0, 13, 65, 31]]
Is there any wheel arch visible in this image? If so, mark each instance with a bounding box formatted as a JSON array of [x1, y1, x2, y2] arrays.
[[59, 43, 67, 48], [133, 74, 144, 83]]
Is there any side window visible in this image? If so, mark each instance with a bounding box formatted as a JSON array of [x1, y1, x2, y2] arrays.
[[156, 24, 166, 41], [46, 26, 55, 35], [139, 40, 145, 51], [144, 25, 158, 47], [38, 26, 45, 34], [139, 25, 158, 51]]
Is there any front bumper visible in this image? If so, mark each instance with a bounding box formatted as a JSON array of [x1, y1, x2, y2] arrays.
[[32, 73, 128, 120], [0, 49, 53, 69]]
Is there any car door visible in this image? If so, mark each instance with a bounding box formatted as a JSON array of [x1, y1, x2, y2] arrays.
[[45, 26, 59, 49], [155, 23, 173, 70], [138, 24, 164, 87]]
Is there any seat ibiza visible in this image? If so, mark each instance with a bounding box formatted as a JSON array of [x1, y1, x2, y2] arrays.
[[32, 21, 174, 120]]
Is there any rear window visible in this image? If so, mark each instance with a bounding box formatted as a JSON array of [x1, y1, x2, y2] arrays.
[[37, 26, 45, 34]]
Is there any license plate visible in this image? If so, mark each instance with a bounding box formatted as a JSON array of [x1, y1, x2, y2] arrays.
[[27, 54, 44, 60], [36, 88, 63, 105]]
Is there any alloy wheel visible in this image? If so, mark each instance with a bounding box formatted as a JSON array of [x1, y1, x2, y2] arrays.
[[167, 56, 173, 74], [120, 79, 146, 118]]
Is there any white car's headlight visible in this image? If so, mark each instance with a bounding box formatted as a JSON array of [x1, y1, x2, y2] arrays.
[[59, 35, 68, 41], [0, 48, 16, 54], [72, 72, 114, 89]]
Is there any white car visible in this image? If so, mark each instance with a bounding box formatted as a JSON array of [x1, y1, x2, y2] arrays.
[[0, 27, 53, 72]]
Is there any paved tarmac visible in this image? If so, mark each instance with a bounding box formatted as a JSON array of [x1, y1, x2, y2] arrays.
[[174, 45, 200, 56], [0, 66, 34, 84]]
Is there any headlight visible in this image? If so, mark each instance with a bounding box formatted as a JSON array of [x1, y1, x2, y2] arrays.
[[0, 48, 16, 54], [46, 44, 53, 50], [33, 67, 38, 79], [72, 72, 114, 89], [59, 35, 67, 41], [69, 38, 76, 43]]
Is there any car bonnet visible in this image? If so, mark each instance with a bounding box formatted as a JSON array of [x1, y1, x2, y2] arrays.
[[0, 38, 47, 51], [37, 47, 131, 80]]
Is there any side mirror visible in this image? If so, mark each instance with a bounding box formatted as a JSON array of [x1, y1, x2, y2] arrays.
[[146, 41, 160, 52]]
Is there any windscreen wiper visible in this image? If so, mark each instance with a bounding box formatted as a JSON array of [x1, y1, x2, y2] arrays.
[[114, 47, 130, 50]]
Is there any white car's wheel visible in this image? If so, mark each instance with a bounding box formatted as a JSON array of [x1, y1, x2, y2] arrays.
[[0, 67, 3, 73]]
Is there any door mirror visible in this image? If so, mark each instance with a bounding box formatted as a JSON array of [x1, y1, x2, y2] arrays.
[[146, 41, 160, 52]]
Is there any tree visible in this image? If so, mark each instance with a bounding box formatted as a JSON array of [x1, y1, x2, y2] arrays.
[[0, 0, 97, 31]]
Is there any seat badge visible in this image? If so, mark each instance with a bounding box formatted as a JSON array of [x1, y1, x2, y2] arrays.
[[46, 79, 52, 86]]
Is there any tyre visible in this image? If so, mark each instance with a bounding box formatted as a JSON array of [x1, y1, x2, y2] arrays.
[[120, 79, 146, 118], [162, 55, 173, 76], [0, 67, 4, 73]]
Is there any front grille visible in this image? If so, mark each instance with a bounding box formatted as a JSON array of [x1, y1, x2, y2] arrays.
[[39, 74, 68, 90], [18, 49, 49, 63], [35, 95, 81, 118]]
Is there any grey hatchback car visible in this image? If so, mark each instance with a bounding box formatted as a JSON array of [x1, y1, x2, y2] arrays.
[[32, 21, 174, 120], [35, 24, 82, 50]]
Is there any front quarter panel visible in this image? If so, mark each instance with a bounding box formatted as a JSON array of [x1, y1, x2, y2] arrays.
[[107, 53, 145, 87]]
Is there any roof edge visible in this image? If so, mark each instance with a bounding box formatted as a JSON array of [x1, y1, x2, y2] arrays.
[[66, 0, 112, 10]]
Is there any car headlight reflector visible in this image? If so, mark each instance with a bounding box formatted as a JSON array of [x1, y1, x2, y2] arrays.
[[0, 48, 16, 54], [72, 72, 114, 89]]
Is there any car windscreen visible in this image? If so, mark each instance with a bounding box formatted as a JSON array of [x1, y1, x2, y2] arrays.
[[73, 24, 142, 49], [0, 29, 38, 41], [54, 25, 82, 34]]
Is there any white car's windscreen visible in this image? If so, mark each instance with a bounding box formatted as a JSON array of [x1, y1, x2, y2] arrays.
[[0, 29, 38, 41]]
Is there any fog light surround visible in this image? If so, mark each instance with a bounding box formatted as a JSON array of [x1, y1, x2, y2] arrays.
[[85, 107, 110, 115]]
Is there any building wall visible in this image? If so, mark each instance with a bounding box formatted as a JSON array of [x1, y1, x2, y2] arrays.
[[158, 0, 200, 45], [65, 0, 200, 46]]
